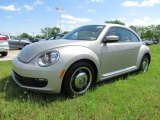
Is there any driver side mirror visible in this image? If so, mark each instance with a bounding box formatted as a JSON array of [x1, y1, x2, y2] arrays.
[[103, 35, 119, 43]]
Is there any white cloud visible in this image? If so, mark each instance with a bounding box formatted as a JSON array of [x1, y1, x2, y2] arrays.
[[62, 14, 91, 24], [127, 16, 160, 26], [87, 0, 103, 3], [24, 4, 34, 10], [34, 0, 44, 5], [23, 0, 44, 11], [122, 1, 139, 7], [60, 14, 92, 31], [122, 0, 160, 7], [0, 5, 21, 11], [87, 9, 95, 13]]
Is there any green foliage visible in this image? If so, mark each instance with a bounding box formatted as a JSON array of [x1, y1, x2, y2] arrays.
[[130, 25, 160, 41], [0, 45, 160, 119], [34, 35, 45, 39], [18, 33, 31, 38], [105, 20, 125, 25], [41, 27, 60, 38]]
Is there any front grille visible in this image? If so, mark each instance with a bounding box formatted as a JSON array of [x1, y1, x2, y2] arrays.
[[13, 71, 48, 87]]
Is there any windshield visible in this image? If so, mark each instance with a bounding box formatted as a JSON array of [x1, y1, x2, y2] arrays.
[[63, 25, 105, 41]]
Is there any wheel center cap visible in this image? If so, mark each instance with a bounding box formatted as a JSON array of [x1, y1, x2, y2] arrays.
[[79, 77, 85, 84], [74, 72, 88, 89]]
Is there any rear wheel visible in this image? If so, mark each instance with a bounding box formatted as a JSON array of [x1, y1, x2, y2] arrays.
[[1, 52, 8, 57], [139, 55, 150, 72], [62, 62, 96, 96]]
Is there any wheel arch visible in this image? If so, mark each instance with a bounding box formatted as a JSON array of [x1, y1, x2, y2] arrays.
[[136, 45, 151, 68], [61, 58, 98, 92], [144, 53, 151, 64]]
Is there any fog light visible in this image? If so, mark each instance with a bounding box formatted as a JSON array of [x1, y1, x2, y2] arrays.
[[34, 78, 48, 87]]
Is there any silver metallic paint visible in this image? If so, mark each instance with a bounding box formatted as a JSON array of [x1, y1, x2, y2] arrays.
[[12, 24, 151, 93]]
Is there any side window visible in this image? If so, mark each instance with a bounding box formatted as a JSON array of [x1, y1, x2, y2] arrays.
[[107, 27, 131, 42], [106, 27, 122, 41], [106, 27, 138, 42], [15, 37, 20, 40], [130, 32, 139, 42], [121, 29, 132, 42], [10, 36, 19, 40]]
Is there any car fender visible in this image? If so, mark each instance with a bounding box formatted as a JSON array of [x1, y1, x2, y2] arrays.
[[57, 45, 101, 81], [136, 44, 151, 68]]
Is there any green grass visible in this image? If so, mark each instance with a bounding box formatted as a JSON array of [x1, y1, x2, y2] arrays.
[[0, 45, 160, 120]]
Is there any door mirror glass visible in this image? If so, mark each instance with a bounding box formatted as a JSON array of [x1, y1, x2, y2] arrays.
[[103, 35, 119, 43]]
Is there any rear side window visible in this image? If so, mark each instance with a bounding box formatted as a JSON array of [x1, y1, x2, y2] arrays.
[[10, 36, 16, 40], [130, 32, 139, 42], [106, 27, 139, 42], [10, 36, 19, 40]]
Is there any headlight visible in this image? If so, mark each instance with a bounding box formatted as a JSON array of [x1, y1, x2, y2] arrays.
[[38, 50, 60, 67]]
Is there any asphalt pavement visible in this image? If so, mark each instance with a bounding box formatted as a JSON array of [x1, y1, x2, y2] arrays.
[[0, 50, 20, 61]]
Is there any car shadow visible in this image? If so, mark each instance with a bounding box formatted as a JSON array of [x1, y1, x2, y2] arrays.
[[0, 72, 138, 105], [0, 75, 68, 106]]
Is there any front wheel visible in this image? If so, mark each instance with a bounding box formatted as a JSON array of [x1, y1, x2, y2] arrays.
[[1, 52, 8, 57], [139, 55, 150, 72], [62, 62, 96, 96]]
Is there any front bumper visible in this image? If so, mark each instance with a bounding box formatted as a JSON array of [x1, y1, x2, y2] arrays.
[[12, 57, 64, 93]]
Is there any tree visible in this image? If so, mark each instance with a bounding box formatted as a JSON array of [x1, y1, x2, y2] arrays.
[[129, 24, 160, 41], [50, 27, 60, 36], [41, 27, 52, 38], [41, 27, 60, 38], [18, 33, 31, 38], [130, 26, 138, 32], [35, 35, 45, 39], [154, 25, 160, 41], [105, 20, 125, 25]]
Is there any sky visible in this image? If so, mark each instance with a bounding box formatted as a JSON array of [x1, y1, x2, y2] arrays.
[[0, 0, 160, 35]]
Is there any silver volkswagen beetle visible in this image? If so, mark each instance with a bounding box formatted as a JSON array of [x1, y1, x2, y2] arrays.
[[12, 24, 151, 96]]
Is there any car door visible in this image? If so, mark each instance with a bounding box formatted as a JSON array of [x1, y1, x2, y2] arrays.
[[101, 27, 140, 75], [8, 36, 20, 48]]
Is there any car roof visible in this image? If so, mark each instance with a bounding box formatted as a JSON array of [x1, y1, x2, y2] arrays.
[[82, 24, 141, 41], [81, 24, 131, 29]]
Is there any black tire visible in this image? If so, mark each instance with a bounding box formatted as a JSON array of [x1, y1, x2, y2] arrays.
[[1, 52, 8, 57], [139, 55, 150, 72], [62, 62, 96, 96]]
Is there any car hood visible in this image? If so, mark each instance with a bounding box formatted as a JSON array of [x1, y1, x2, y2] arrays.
[[18, 39, 92, 63]]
